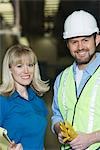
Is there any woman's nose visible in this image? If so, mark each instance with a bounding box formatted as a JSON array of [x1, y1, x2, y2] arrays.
[[24, 66, 28, 73]]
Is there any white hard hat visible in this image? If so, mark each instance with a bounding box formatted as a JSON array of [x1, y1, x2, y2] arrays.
[[63, 10, 99, 39]]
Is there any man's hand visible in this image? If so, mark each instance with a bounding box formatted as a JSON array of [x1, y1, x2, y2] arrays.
[[54, 122, 65, 144], [60, 121, 78, 143], [58, 132, 65, 144], [70, 132, 96, 150]]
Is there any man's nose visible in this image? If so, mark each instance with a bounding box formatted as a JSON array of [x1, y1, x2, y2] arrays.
[[78, 41, 84, 50]]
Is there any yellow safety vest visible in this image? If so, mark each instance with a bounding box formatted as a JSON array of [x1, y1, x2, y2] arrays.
[[58, 66, 100, 150]]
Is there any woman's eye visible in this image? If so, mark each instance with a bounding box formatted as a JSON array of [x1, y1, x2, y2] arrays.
[[28, 64, 34, 67], [16, 64, 22, 67]]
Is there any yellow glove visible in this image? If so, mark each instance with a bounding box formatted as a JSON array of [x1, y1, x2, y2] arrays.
[[60, 121, 78, 143]]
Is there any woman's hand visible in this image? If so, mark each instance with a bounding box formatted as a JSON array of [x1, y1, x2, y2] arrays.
[[7, 141, 23, 150]]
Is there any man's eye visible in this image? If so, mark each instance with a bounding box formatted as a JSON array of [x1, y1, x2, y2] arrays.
[[84, 38, 89, 42], [72, 41, 77, 44], [84, 39, 88, 42]]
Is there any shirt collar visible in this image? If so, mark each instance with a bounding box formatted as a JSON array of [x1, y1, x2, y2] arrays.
[[73, 52, 100, 76], [9, 87, 37, 101]]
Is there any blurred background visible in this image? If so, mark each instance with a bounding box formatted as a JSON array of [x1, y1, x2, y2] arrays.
[[0, 0, 100, 149]]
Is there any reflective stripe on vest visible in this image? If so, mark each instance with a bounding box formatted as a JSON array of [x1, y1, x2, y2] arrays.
[[58, 66, 100, 150]]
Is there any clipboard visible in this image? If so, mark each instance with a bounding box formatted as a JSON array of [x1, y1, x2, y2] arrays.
[[0, 127, 12, 150]]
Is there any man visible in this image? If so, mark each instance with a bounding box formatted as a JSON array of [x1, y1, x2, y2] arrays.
[[51, 10, 100, 150]]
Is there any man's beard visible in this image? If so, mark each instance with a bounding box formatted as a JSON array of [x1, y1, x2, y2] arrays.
[[75, 51, 96, 65]]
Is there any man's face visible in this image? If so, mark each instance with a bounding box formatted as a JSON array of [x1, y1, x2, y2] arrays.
[[67, 35, 99, 68]]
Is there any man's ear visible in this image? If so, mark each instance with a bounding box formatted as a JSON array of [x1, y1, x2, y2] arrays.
[[96, 34, 100, 47], [66, 41, 69, 49]]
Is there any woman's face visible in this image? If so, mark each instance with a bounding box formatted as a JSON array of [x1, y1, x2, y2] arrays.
[[10, 55, 34, 89]]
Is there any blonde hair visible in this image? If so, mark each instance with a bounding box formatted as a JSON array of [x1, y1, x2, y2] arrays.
[[0, 44, 50, 96]]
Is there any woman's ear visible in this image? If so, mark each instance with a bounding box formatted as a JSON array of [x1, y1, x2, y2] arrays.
[[9, 66, 12, 74], [96, 34, 100, 47]]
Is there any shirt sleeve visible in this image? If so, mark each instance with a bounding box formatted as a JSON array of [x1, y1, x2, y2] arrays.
[[51, 73, 64, 133], [0, 96, 8, 126]]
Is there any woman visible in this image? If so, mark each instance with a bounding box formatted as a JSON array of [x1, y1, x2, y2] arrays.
[[0, 44, 50, 150]]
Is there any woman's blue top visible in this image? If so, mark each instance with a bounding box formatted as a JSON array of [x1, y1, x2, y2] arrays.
[[0, 87, 48, 150]]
